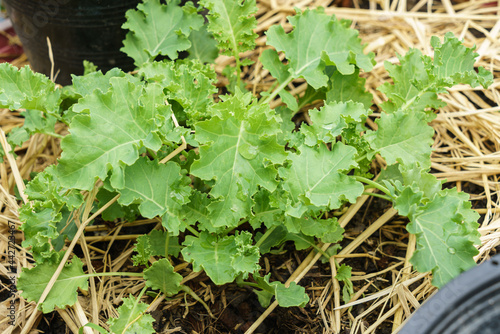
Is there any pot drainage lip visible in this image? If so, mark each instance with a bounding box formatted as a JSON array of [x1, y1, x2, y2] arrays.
[[400, 253, 500, 334]]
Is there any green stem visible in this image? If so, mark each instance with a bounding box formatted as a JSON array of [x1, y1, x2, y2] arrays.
[[165, 232, 170, 259], [400, 87, 429, 112], [362, 192, 393, 201], [292, 88, 323, 116], [355, 153, 368, 163], [85, 272, 144, 278], [332, 257, 340, 270], [291, 233, 331, 260], [146, 148, 158, 159], [181, 285, 215, 318], [46, 132, 64, 139], [238, 280, 277, 295], [185, 225, 200, 237], [261, 75, 294, 104], [262, 81, 279, 97], [121, 286, 149, 334], [220, 218, 249, 237], [236, 65, 242, 88], [234, 51, 242, 88], [137, 285, 147, 300], [239, 281, 261, 289], [354, 176, 392, 197], [311, 243, 332, 260], [255, 225, 277, 248]]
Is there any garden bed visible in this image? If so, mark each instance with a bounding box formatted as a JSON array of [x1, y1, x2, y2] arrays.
[[1, 0, 500, 333]]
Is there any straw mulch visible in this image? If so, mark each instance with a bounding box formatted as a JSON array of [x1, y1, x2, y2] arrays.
[[1, 0, 499, 333]]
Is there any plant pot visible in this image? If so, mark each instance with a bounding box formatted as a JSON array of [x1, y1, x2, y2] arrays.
[[400, 254, 500, 334], [2, 0, 140, 85]]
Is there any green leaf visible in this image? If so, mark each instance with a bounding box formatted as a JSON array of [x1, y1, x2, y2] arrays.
[[255, 227, 319, 254], [149, 230, 181, 257], [21, 109, 58, 133], [406, 189, 480, 288], [121, 0, 204, 66], [255, 225, 288, 253], [56, 77, 170, 190], [300, 101, 370, 146], [132, 234, 152, 266], [183, 232, 236, 285], [179, 190, 218, 232], [326, 67, 373, 109], [200, 0, 258, 56], [275, 282, 309, 307], [260, 49, 290, 83], [116, 157, 190, 219], [275, 106, 301, 148], [52, 209, 81, 252], [320, 244, 342, 264], [19, 165, 85, 259], [190, 91, 287, 227], [379, 49, 434, 116], [187, 25, 219, 63], [133, 229, 181, 266], [83, 60, 98, 74], [252, 273, 309, 308], [379, 33, 493, 118], [335, 264, 351, 284], [19, 202, 60, 250], [8, 109, 58, 147], [79, 323, 108, 334], [393, 186, 424, 218], [279, 143, 363, 217], [300, 217, 344, 243], [365, 110, 434, 167], [96, 188, 140, 222], [232, 231, 261, 275], [260, 49, 298, 110], [139, 60, 217, 123], [18, 257, 89, 313], [24, 166, 84, 210], [382, 164, 444, 215], [335, 264, 353, 303], [266, 8, 374, 89], [250, 188, 282, 229], [0, 63, 61, 114], [69, 68, 134, 98], [222, 64, 249, 94], [107, 296, 155, 334], [144, 259, 183, 296], [282, 231, 316, 250], [431, 33, 492, 87], [116, 157, 191, 235], [253, 287, 273, 308], [297, 85, 326, 111], [381, 164, 481, 287], [182, 231, 260, 284], [398, 163, 443, 200], [7, 127, 30, 148]]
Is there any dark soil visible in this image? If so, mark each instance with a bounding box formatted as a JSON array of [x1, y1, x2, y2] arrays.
[[36, 312, 68, 334]]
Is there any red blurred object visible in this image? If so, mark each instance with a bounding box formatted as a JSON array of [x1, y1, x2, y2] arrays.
[[0, 20, 24, 63]]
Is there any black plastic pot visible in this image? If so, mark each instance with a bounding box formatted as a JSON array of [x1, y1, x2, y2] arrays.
[[400, 254, 500, 334], [3, 0, 140, 85]]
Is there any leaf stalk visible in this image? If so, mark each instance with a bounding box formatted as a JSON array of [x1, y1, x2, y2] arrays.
[[261, 74, 294, 104], [255, 225, 277, 248], [181, 285, 215, 318], [354, 176, 392, 197]]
